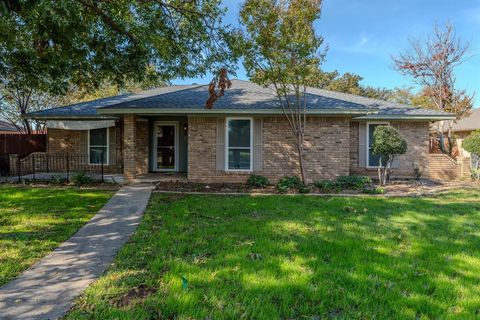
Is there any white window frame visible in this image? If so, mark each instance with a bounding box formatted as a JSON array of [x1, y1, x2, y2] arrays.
[[88, 128, 109, 165], [153, 121, 179, 172], [366, 121, 390, 168], [225, 117, 253, 172]]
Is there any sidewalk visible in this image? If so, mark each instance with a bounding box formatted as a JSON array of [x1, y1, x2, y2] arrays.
[[0, 184, 152, 320]]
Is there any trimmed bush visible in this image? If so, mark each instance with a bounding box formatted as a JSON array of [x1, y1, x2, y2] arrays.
[[276, 176, 302, 192], [246, 175, 270, 188], [362, 185, 385, 194], [313, 180, 340, 193], [298, 185, 311, 194], [336, 175, 372, 190]]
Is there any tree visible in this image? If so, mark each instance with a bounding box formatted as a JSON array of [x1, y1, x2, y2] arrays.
[[238, 0, 326, 183], [0, 0, 235, 94], [392, 23, 474, 156], [306, 68, 395, 100], [462, 130, 480, 181], [0, 78, 165, 134], [372, 126, 407, 185], [0, 88, 57, 134]]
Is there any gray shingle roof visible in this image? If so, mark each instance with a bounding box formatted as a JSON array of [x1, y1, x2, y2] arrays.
[[0, 120, 17, 131], [451, 109, 480, 132], [28, 79, 454, 119], [28, 85, 200, 118]]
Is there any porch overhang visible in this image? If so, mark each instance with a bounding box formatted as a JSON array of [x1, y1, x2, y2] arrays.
[[46, 120, 116, 130]]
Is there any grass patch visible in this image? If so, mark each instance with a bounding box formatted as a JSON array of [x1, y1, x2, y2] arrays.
[[0, 186, 115, 286], [67, 189, 480, 319]]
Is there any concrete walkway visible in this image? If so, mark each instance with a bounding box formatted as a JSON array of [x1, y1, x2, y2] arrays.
[[0, 184, 153, 320]]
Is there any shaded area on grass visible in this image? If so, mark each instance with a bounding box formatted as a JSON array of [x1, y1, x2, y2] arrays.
[[0, 186, 115, 286], [67, 190, 480, 319]]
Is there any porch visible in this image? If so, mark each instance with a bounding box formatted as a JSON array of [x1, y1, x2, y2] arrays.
[[132, 172, 188, 184], [124, 115, 188, 180]]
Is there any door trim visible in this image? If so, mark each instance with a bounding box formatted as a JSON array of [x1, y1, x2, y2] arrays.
[[153, 121, 179, 172]]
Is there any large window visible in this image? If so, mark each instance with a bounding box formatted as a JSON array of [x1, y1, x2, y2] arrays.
[[367, 122, 388, 167], [227, 118, 252, 171], [89, 128, 108, 164]]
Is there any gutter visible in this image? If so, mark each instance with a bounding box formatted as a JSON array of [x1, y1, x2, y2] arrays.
[[24, 115, 119, 120], [353, 115, 456, 121], [96, 108, 377, 115]]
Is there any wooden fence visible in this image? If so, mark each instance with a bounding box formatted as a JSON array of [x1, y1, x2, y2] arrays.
[[0, 133, 46, 156]]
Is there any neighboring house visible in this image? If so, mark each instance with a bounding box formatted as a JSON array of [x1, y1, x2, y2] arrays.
[[28, 79, 453, 183], [0, 120, 18, 134], [449, 108, 480, 158]]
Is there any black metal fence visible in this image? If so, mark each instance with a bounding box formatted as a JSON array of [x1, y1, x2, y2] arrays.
[[0, 152, 119, 183]]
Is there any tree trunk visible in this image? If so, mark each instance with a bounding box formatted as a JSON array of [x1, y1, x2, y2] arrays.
[[296, 133, 306, 184], [438, 132, 447, 154], [378, 157, 383, 186], [384, 156, 393, 185]]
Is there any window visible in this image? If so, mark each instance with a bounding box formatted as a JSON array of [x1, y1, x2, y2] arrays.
[[367, 122, 389, 167], [226, 118, 252, 171], [89, 128, 108, 164]]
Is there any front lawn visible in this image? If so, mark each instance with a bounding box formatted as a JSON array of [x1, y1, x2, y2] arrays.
[[67, 190, 480, 319], [0, 186, 115, 286]]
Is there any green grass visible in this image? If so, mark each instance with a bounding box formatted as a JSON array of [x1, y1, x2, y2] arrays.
[[67, 190, 480, 319], [0, 186, 115, 286]]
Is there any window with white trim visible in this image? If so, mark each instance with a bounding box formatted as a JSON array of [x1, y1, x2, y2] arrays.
[[367, 122, 388, 167], [89, 128, 108, 164], [226, 118, 252, 170]]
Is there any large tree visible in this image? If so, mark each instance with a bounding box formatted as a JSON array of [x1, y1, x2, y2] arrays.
[[307, 69, 394, 100], [238, 0, 326, 183], [392, 23, 474, 155], [0, 0, 234, 94]]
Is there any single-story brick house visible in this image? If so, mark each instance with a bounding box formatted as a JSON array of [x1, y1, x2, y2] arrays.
[[28, 80, 454, 183]]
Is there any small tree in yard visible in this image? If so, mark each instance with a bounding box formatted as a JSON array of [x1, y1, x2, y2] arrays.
[[462, 130, 480, 181], [237, 0, 326, 183], [372, 126, 407, 185]]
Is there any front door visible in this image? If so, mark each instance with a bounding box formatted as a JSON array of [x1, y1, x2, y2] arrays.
[[154, 122, 178, 171]]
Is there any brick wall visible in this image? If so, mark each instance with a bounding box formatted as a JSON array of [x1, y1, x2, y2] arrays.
[[263, 116, 350, 182], [187, 116, 351, 183], [48, 129, 80, 154], [48, 127, 122, 173], [187, 117, 250, 183], [123, 115, 136, 179], [350, 121, 430, 178], [135, 120, 149, 175]]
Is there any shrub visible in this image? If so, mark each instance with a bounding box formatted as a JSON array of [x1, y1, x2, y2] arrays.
[[362, 185, 385, 194], [336, 175, 372, 190], [471, 168, 480, 181], [313, 180, 340, 193], [463, 130, 480, 181], [276, 176, 302, 192], [247, 175, 270, 188], [298, 185, 311, 194], [372, 126, 407, 185], [71, 171, 93, 186], [462, 130, 480, 156], [52, 174, 67, 184]]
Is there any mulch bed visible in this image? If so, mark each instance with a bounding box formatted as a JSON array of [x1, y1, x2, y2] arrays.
[[154, 179, 474, 196]]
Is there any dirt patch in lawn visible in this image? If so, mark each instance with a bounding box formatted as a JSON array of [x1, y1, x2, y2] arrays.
[[114, 284, 158, 308]]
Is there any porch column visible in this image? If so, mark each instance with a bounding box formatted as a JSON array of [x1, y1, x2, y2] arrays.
[[123, 114, 137, 180]]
